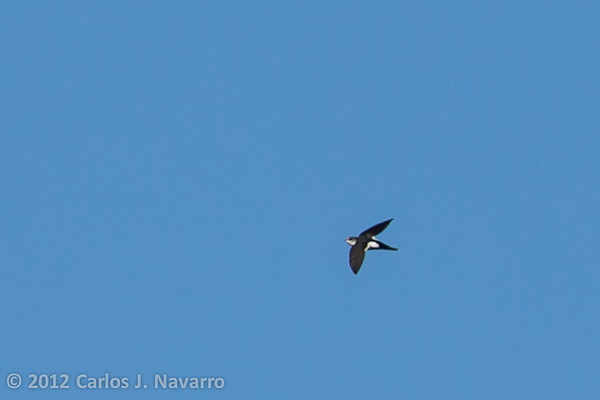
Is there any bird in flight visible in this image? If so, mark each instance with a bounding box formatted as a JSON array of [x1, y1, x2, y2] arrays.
[[345, 219, 397, 274]]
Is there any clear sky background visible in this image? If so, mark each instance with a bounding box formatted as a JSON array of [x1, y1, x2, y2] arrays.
[[1, 1, 599, 399]]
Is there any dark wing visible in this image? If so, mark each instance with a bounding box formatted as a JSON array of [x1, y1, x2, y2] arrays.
[[349, 242, 366, 274], [359, 218, 393, 238]]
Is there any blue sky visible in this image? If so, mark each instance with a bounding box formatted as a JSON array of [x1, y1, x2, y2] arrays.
[[2, 1, 600, 399]]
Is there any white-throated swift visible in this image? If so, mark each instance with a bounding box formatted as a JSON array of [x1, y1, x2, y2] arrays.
[[345, 219, 397, 274]]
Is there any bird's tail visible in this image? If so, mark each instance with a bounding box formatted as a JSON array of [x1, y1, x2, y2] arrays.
[[373, 240, 397, 251]]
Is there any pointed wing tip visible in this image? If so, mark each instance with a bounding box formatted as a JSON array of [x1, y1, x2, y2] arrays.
[[349, 262, 362, 274], [349, 259, 362, 274], [360, 219, 394, 237]]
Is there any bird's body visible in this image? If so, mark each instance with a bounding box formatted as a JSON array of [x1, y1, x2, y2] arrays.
[[345, 219, 397, 274]]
